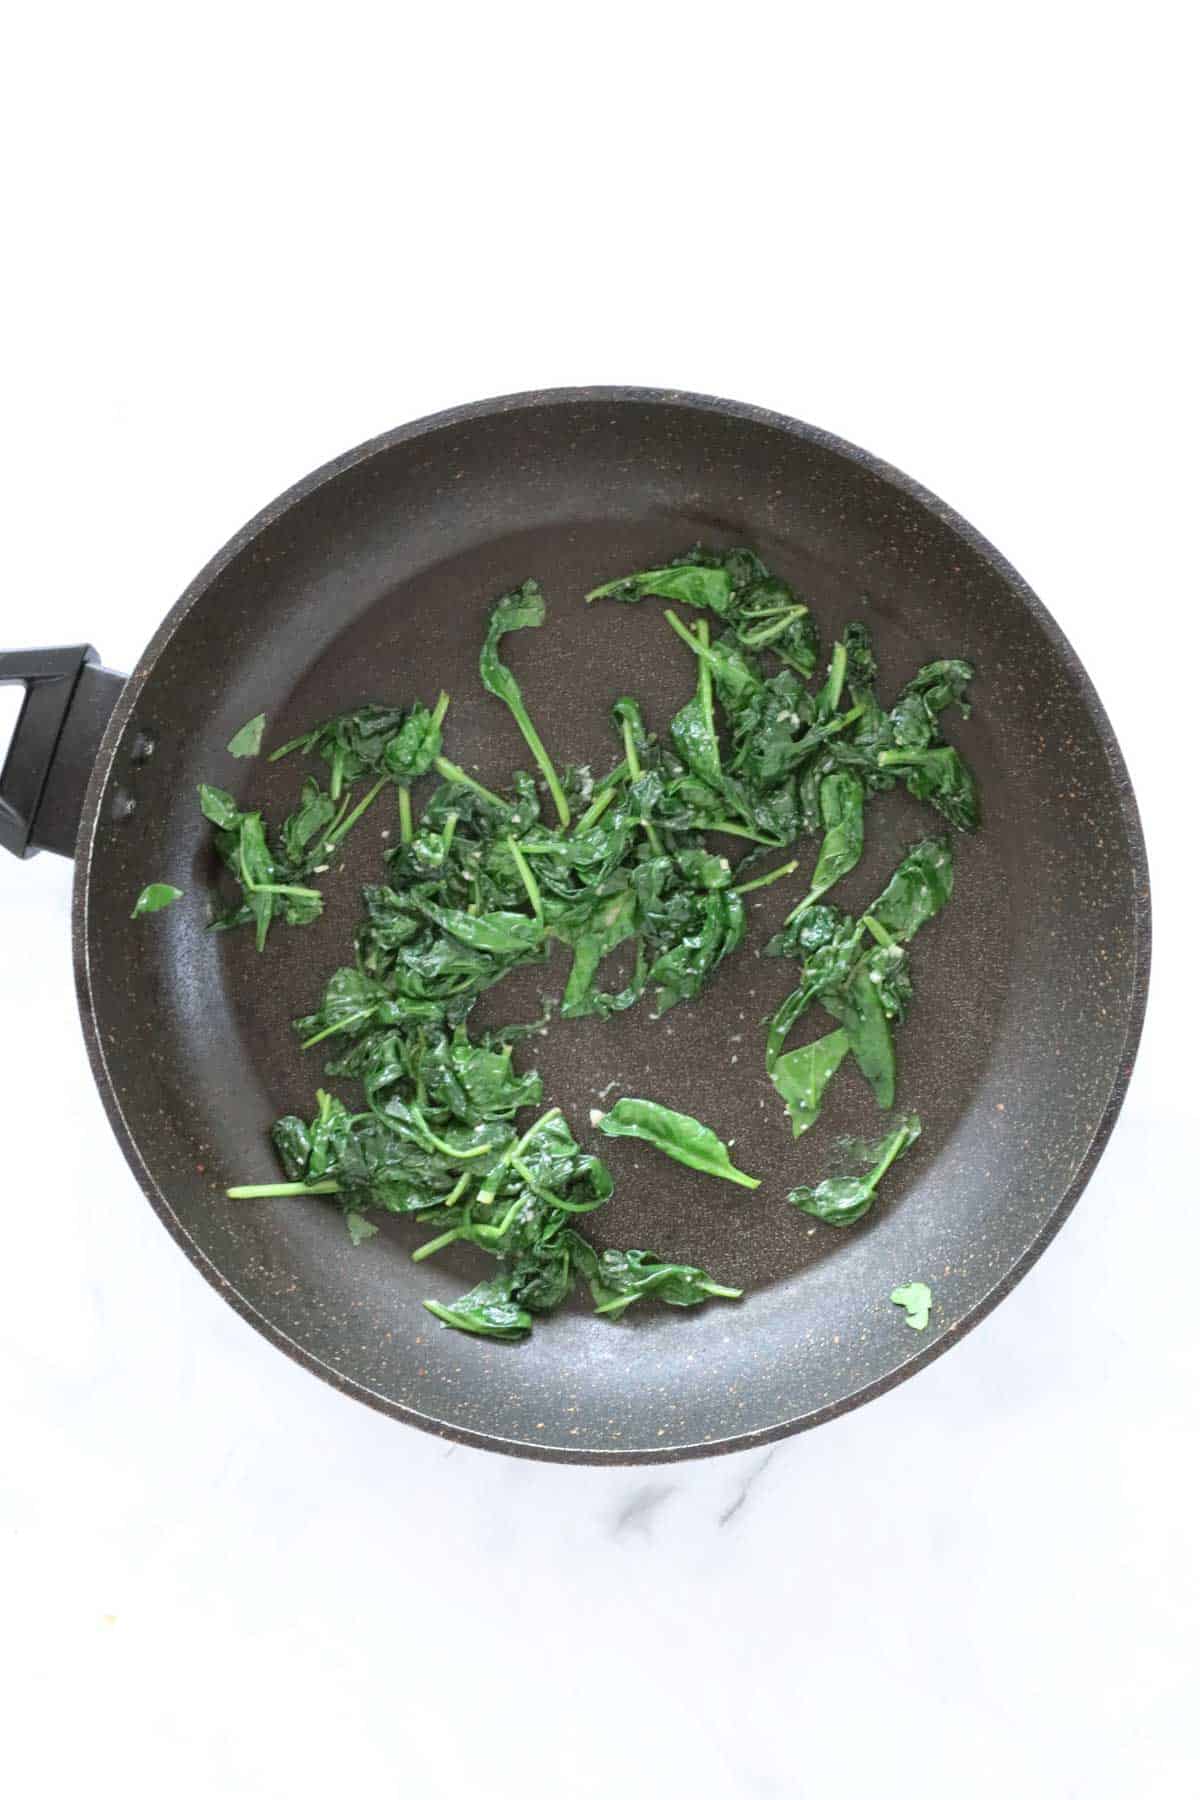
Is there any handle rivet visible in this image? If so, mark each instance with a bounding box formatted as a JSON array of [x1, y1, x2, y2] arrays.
[[110, 786, 137, 823], [130, 729, 156, 765]]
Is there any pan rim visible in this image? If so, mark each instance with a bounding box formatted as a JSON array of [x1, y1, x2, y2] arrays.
[[71, 386, 1152, 1464]]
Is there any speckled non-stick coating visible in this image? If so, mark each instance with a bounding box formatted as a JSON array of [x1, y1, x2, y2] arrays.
[[73, 390, 1150, 1462]]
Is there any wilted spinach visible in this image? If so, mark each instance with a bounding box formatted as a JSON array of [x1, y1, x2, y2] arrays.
[[787, 1114, 922, 1225], [595, 1097, 761, 1188], [208, 543, 980, 1342], [765, 838, 954, 1130], [480, 581, 571, 827]]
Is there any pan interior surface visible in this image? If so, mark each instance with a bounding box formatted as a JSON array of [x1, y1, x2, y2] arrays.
[[77, 394, 1146, 1459]]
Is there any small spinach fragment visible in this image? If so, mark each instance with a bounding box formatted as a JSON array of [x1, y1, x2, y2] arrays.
[[787, 1114, 921, 1225], [131, 882, 183, 918], [890, 1280, 932, 1330], [227, 713, 267, 758], [595, 1097, 760, 1188]]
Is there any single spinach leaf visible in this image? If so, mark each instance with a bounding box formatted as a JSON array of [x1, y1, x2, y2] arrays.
[[867, 837, 954, 940], [788, 772, 864, 918], [227, 713, 266, 758], [787, 1113, 921, 1225], [889, 660, 973, 750], [587, 1248, 742, 1318], [587, 564, 734, 614], [820, 957, 896, 1108], [878, 745, 980, 832], [279, 778, 339, 868], [131, 882, 183, 918], [199, 783, 240, 830], [424, 1275, 532, 1341], [595, 1097, 760, 1188], [762, 902, 843, 962], [480, 581, 570, 826], [770, 1028, 851, 1136]]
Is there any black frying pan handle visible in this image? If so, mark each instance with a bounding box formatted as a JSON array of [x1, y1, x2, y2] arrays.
[[0, 647, 125, 859]]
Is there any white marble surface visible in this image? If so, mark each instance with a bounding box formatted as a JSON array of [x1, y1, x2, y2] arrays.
[[1, 10, 1195, 1797]]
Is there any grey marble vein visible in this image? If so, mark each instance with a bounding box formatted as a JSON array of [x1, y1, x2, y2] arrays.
[[717, 1446, 778, 1528], [611, 1483, 676, 1538]]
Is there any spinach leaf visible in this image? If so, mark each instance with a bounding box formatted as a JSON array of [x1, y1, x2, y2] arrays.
[[227, 713, 266, 758], [736, 582, 819, 677], [587, 563, 734, 614], [280, 778, 339, 868], [889, 660, 973, 750], [731, 669, 813, 789], [381, 698, 446, 783], [587, 1249, 743, 1318], [198, 783, 240, 831], [590, 547, 819, 676], [764, 839, 955, 1099], [890, 1280, 932, 1329], [425, 1276, 533, 1341], [480, 580, 570, 826], [764, 912, 862, 1068], [819, 955, 896, 1108], [418, 1026, 544, 1123], [762, 902, 843, 962], [867, 836, 955, 940], [787, 1114, 921, 1225], [647, 888, 746, 1015], [878, 745, 980, 832], [787, 772, 864, 918], [770, 1028, 851, 1136], [131, 882, 183, 918], [595, 1097, 760, 1188], [558, 886, 642, 1018], [199, 785, 323, 950]]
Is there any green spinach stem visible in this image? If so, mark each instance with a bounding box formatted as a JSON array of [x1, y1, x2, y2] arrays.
[[326, 775, 389, 849], [433, 756, 509, 809], [506, 835, 544, 923], [733, 858, 799, 896], [411, 1225, 465, 1263], [227, 1180, 341, 1198], [301, 1005, 376, 1050]]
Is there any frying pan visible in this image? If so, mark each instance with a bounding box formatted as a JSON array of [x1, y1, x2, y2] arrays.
[[1, 389, 1149, 1462]]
